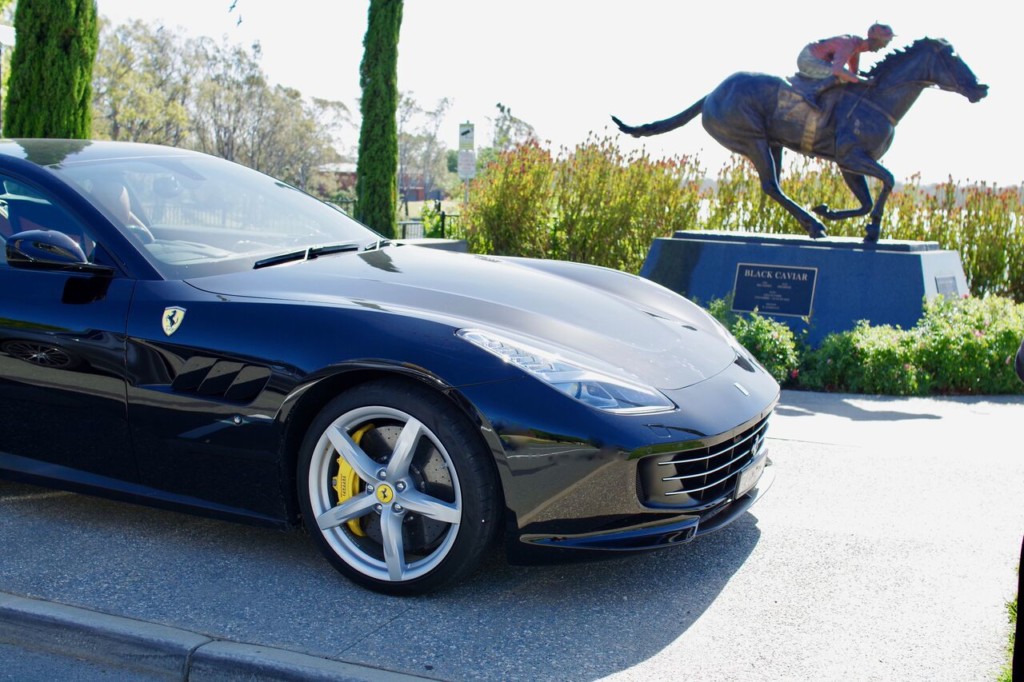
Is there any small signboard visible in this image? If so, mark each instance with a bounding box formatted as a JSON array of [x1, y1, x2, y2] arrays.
[[935, 276, 959, 298], [732, 262, 817, 318], [458, 123, 474, 151], [457, 150, 476, 180]]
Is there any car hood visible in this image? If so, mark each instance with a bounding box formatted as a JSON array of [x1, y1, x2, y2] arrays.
[[187, 246, 739, 390]]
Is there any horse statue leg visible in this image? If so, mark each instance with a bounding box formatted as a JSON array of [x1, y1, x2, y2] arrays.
[[812, 169, 874, 222], [746, 140, 828, 239], [826, 152, 895, 243]]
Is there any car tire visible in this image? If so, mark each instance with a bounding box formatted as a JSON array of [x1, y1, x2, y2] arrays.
[[298, 378, 501, 595]]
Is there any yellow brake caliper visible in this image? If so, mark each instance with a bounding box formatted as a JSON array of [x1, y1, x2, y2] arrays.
[[332, 423, 373, 537]]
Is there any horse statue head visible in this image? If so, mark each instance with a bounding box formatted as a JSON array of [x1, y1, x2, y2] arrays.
[[869, 37, 988, 104]]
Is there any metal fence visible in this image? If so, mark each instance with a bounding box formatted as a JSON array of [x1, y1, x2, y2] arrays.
[[398, 221, 425, 239], [397, 213, 461, 240]]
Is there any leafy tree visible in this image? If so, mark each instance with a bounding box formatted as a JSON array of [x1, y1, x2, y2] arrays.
[[397, 91, 421, 199], [472, 103, 535, 175], [88, 6, 362, 198], [398, 93, 451, 200], [491, 102, 535, 151], [310, 96, 355, 153], [92, 18, 192, 145], [356, 0, 403, 237], [243, 86, 345, 190], [416, 96, 450, 198], [91, 19, 352, 191], [190, 38, 269, 164], [4, 0, 99, 138], [475, 147, 500, 171]]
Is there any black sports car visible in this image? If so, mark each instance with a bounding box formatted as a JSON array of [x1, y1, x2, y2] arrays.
[[0, 139, 778, 594]]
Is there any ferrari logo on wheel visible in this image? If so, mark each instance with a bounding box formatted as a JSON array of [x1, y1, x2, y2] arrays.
[[162, 307, 186, 336], [375, 484, 394, 504]]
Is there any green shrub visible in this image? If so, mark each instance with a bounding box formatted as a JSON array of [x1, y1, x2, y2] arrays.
[[798, 329, 858, 391], [463, 136, 704, 273], [461, 141, 554, 258], [419, 201, 445, 239], [734, 314, 802, 386], [711, 294, 1024, 395], [1000, 591, 1017, 682], [798, 296, 1024, 395], [801, 322, 930, 395], [706, 299, 801, 385], [551, 135, 704, 273], [913, 295, 1024, 394]]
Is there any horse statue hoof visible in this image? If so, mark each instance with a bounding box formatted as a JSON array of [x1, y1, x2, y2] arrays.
[[808, 226, 827, 239], [812, 204, 829, 217], [863, 225, 880, 243]]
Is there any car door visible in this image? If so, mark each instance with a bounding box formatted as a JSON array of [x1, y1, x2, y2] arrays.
[[0, 172, 137, 482]]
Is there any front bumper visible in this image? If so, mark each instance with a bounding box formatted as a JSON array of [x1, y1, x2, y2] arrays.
[[518, 455, 774, 551]]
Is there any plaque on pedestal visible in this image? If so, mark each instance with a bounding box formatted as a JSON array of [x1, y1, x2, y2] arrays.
[[733, 263, 817, 317], [640, 231, 969, 346]]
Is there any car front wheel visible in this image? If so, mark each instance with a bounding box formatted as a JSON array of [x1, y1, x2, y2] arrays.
[[298, 379, 500, 595]]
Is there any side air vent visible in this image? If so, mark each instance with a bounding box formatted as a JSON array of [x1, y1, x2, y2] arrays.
[[171, 356, 271, 404]]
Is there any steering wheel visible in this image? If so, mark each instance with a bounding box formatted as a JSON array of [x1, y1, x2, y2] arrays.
[[126, 222, 157, 244]]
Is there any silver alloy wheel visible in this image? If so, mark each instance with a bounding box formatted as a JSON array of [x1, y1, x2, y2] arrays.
[[307, 405, 462, 583]]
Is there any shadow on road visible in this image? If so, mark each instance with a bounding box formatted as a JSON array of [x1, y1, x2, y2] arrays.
[[0, 479, 762, 681]]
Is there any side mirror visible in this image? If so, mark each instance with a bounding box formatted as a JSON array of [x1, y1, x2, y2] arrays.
[[6, 229, 112, 275]]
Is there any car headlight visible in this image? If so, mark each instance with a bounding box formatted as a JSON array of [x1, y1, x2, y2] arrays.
[[457, 329, 675, 414]]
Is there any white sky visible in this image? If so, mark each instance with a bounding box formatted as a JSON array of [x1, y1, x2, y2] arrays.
[[95, 0, 1022, 186]]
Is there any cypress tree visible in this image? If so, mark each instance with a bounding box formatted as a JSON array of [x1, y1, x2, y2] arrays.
[[355, 0, 403, 237], [4, 0, 99, 139]]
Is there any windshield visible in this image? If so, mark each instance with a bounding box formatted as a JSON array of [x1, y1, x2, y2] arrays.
[[51, 153, 377, 279]]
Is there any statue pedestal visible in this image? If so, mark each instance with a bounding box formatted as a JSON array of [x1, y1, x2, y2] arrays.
[[640, 231, 968, 346]]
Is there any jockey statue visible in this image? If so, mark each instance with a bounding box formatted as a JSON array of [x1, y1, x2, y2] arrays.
[[795, 23, 895, 107]]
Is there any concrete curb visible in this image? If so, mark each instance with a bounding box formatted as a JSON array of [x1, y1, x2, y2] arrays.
[[0, 591, 431, 681]]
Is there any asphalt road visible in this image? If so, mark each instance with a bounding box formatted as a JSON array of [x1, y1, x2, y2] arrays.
[[1, 390, 1021, 681]]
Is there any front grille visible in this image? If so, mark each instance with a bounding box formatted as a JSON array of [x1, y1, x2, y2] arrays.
[[638, 416, 770, 509]]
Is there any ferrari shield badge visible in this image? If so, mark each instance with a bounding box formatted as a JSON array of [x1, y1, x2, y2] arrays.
[[162, 306, 186, 336]]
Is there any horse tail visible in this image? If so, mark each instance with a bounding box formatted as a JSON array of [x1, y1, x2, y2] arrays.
[[611, 97, 707, 138]]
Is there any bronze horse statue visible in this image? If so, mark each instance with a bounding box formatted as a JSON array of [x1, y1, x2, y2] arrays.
[[612, 38, 988, 242]]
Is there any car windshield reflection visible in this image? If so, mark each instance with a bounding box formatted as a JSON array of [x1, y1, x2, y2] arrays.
[[52, 154, 377, 279]]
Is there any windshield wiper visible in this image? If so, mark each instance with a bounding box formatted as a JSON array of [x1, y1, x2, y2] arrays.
[[364, 238, 391, 251], [254, 249, 306, 269], [254, 242, 360, 269], [309, 242, 361, 257]]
